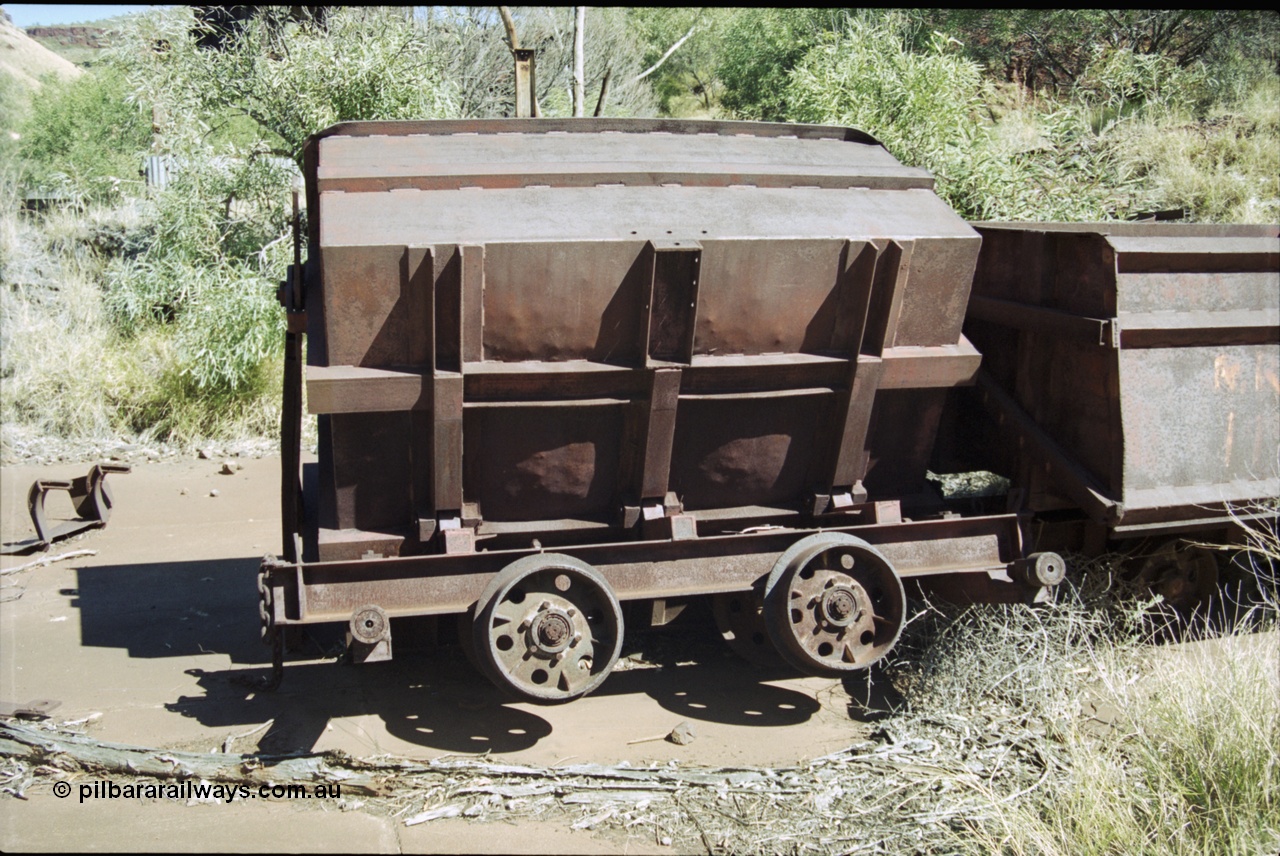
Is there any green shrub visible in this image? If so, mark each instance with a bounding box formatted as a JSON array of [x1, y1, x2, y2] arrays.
[[18, 67, 151, 202], [786, 19, 984, 173], [1077, 47, 1212, 126], [1112, 73, 1280, 223], [782, 16, 1153, 221], [716, 8, 845, 121], [966, 632, 1280, 856], [109, 7, 457, 160], [171, 261, 283, 393]]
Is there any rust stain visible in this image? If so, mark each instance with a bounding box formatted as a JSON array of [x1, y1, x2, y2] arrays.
[[1223, 410, 1235, 470], [1255, 352, 1280, 394], [1214, 355, 1242, 392]]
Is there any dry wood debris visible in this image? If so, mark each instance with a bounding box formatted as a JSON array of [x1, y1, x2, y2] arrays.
[[0, 702, 1067, 853]]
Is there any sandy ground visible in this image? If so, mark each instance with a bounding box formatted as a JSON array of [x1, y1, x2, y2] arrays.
[[0, 455, 879, 853]]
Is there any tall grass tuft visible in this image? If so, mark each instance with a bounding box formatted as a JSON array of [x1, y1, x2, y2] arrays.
[[942, 531, 1280, 856], [968, 631, 1279, 855]]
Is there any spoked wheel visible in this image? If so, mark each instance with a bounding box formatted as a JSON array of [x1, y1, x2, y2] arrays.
[[711, 591, 790, 669], [1133, 538, 1220, 616], [763, 533, 905, 677], [472, 554, 623, 704]]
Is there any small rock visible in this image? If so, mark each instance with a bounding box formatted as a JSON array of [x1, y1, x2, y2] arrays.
[[197, 449, 210, 459], [660, 836, 673, 847], [667, 720, 696, 745], [220, 461, 237, 475], [180, 487, 189, 496], [209, 489, 220, 497]]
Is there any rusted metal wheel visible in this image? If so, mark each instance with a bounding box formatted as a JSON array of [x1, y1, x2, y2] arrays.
[[472, 554, 623, 704], [456, 608, 480, 669], [710, 591, 789, 669], [763, 533, 905, 677], [1133, 538, 1220, 616]]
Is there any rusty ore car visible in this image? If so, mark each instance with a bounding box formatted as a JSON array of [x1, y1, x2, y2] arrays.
[[257, 119, 1279, 702]]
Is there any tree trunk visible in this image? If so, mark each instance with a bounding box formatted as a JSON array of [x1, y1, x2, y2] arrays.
[[573, 6, 586, 117], [593, 68, 612, 117]]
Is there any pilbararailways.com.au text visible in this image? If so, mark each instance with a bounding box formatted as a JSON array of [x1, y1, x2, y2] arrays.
[[55, 780, 342, 803]]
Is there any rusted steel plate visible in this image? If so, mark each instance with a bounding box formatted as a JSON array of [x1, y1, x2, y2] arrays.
[[307, 344, 981, 415], [318, 187, 973, 248], [463, 404, 626, 522], [307, 365, 427, 414], [693, 239, 848, 356], [1119, 344, 1279, 496], [313, 126, 926, 192], [1108, 235, 1279, 273], [309, 117, 885, 143], [482, 240, 649, 363], [668, 393, 832, 510], [862, 389, 950, 498], [967, 295, 1112, 347], [1116, 309, 1279, 349], [972, 221, 1278, 239], [328, 411, 414, 530], [303, 120, 987, 568], [878, 341, 982, 389], [974, 371, 1122, 524], [892, 236, 981, 348]]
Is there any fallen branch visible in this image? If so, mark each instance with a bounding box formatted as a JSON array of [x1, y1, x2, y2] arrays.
[[0, 720, 383, 795], [222, 718, 274, 754], [1, 550, 97, 576]]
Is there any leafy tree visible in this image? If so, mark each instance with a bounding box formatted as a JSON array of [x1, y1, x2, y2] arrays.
[[427, 6, 656, 119], [627, 8, 729, 116], [921, 10, 1280, 94], [110, 7, 458, 161], [782, 15, 1146, 221], [716, 8, 852, 120]]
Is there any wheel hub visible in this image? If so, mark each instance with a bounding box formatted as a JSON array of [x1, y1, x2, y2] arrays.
[[530, 608, 574, 654], [820, 586, 862, 628]]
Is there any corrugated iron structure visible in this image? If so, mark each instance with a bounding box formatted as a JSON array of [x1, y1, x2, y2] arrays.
[[259, 119, 1277, 701]]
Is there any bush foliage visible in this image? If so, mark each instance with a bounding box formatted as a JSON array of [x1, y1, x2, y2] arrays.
[[18, 66, 151, 202], [3, 6, 1277, 449]]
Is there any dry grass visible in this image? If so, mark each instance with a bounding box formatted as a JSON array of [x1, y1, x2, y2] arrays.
[[0, 185, 288, 456], [1114, 76, 1280, 223]]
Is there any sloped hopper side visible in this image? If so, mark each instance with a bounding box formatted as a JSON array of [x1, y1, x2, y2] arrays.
[[965, 221, 1280, 535], [300, 119, 983, 559]]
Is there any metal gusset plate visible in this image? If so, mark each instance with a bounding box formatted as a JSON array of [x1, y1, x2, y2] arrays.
[[1, 463, 131, 555], [763, 533, 906, 677], [472, 554, 623, 704]]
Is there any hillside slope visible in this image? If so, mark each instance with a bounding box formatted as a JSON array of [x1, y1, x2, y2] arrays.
[[1, 14, 81, 93]]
